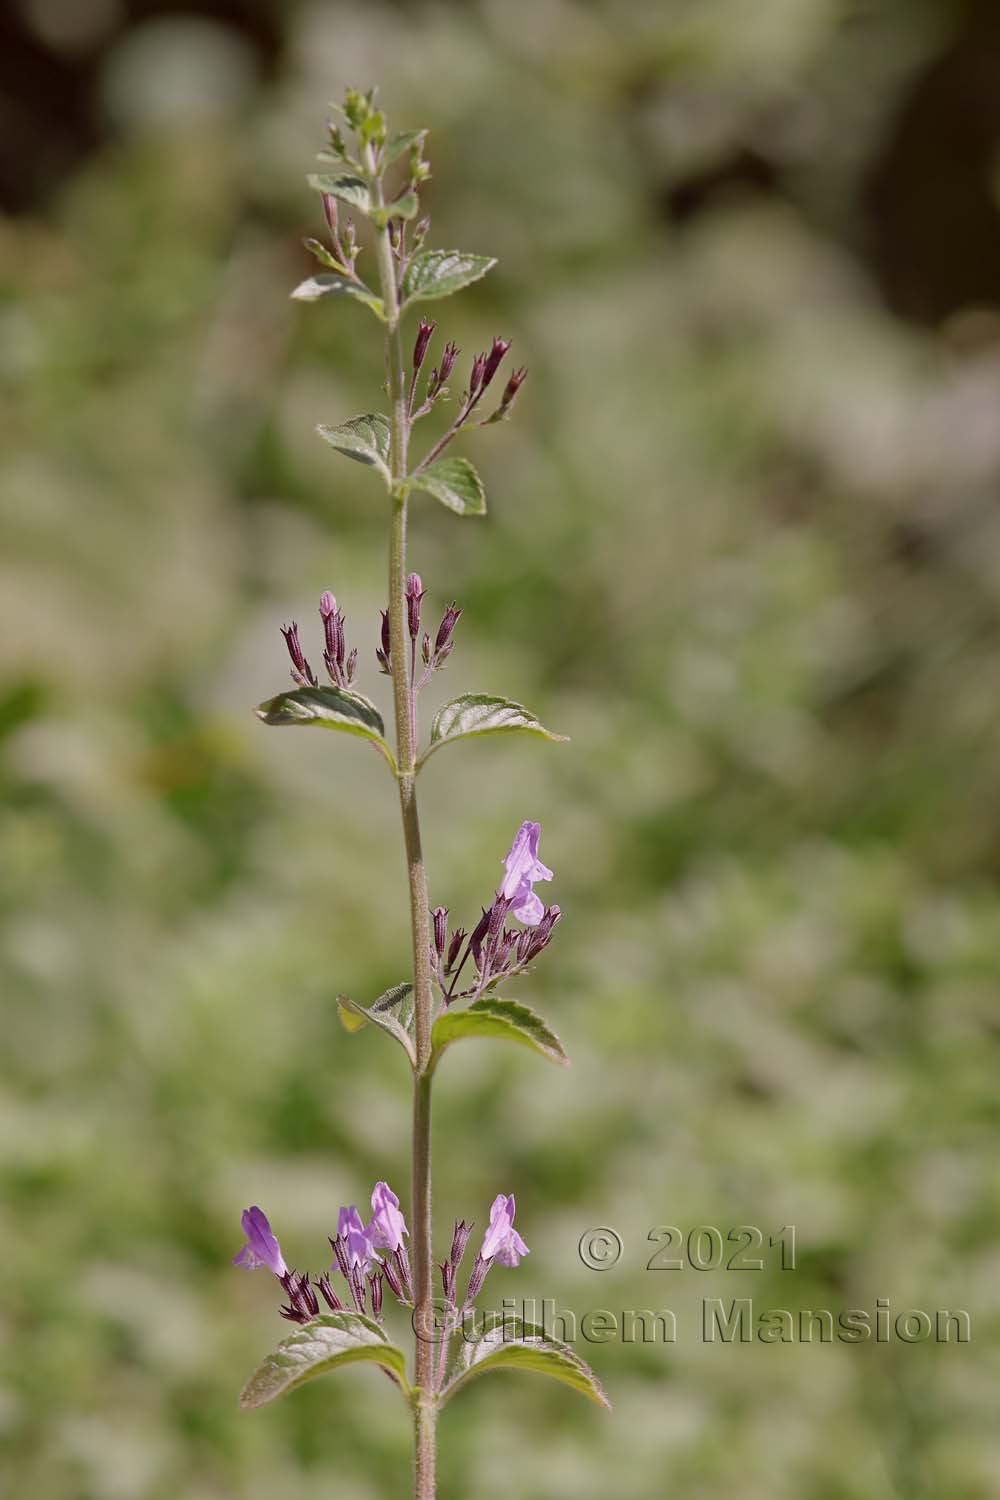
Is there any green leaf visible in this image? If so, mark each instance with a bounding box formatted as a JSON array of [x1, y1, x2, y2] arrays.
[[430, 997, 568, 1071], [290, 273, 384, 318], [240, 1313, 411, 1410], [401, 249, 497, 307], [307, 172, 371, 215], [388, 191, 420, 221], [337, 985, 415, 1064], [316, 413, 392, 484], [443, 1318, 609, 1410], [302, 238, 347, 271], [419, 694, 567, 767], [382, 129, 426, 167], [255, 686, 395, 768], [410, 457, 485, 517]]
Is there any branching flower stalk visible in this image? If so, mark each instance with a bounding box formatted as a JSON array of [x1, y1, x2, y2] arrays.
[[234, 89, 608, 1500]]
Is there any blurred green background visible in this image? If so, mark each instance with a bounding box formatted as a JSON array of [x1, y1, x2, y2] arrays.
[[3, 1, 1000, 1496]]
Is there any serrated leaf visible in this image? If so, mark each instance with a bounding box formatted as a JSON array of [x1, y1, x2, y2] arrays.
[[255, 686, 395, 768], [430, 997, 568, 1071], [410, 457, 485, 517], [240, 1313, 411, 1410], [307, 172, 371, 215], [401, 250, 497, 307], [443, 1318, 609, 1410], [316, 413, 392, 484], [382, 129, 426, 167], [290, 273, 384, 318], [419, 694, 567, 768], [337, 986, 415, 1064]]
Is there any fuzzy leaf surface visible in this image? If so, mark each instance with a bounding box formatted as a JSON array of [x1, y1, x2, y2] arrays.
[[401, 250, 497, 307], [240, 1313, 410, 1410], [430, 998, 568, 1071], [420, 694, 566, 767]]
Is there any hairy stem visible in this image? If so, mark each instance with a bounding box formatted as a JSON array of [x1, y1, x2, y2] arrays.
[[368, 148, 437, 1500]]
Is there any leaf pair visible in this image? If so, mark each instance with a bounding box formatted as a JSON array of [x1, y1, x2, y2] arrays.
[[240, 1311, 609, 1413], [315, 412, 486, 517], [256, 689, 565, 775]]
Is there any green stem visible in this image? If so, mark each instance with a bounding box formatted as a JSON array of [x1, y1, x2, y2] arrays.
[[368, 147, 437, 1500]]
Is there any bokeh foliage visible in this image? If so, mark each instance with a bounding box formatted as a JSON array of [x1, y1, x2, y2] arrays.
[[2, 1, 999, 1496]]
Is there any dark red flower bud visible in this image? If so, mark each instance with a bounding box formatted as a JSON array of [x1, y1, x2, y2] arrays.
[[318, 1273, 343, 1310], [482, 336, 512, 390], [446, 927, 466, 971], [434, 603, 463, 659], [281, 622, 317, 688], [405, 573, 424, 641], [368, 1271, 384, 1319], [468, 352, 487, 398], [439, 341, 459, 383], [413, 318, 436, 372]]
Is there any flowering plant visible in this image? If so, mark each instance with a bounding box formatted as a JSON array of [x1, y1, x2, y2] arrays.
[[234, 87, 608, 1498]]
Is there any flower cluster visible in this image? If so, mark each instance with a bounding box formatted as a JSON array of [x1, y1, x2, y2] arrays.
[[409, 321, 526, 430], [233, 1186, 528, 1325], [279, 583, 461, 693], [377, 573, 462, 686], [431, 821, 561, 1004], [280, 592, 358, 690]]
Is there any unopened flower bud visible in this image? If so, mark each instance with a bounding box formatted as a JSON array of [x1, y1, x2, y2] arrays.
[[450, 1219, 474, 1270], [405, 573, 424, 641], [482, 336, 512, 391], [500, 366, 528, 410], [381, 1253, 405, 1303], [322, 193, 339, 238], [318, 1273, 343, 1310], [413, 318, 436, 373], [421, 632, 432, 665], [376, 608, 392, 675], [433, 906, 448, 956], [368, 1271, 384, 1319], [468, 353, 487, 399], [349, 1264, 367, 1312], [434, 604, 463, 659], [439, 341, 459, 384], [440, 1260, 456, 1303], [281, 622, 317, 688], [446, 928, 466, 971], [393, 1244, 413, 1301], [465, 1253, 491, 1304], [330, 1235, 352, 1280], [346, 647, 358, 683]]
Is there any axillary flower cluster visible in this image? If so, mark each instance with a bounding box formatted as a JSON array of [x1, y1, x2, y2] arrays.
[[234, 87, 607, 1500]]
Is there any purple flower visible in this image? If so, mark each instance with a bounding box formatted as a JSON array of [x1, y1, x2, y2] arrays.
[[338, 1205, 379, 1270], [232, 1206, 288, 1278], [480, 1193, 529, 1268], [369, 1181, 408, 1254], [500, 821, 553, 926]]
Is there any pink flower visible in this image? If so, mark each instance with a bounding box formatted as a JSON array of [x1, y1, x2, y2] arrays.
[[232, 1206, 288, 1278], [500, 821, 553, 927], [369, 1181, 408, 1253], [338, 1205, 379, 1271], [480, 1193, 530, 1268]]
